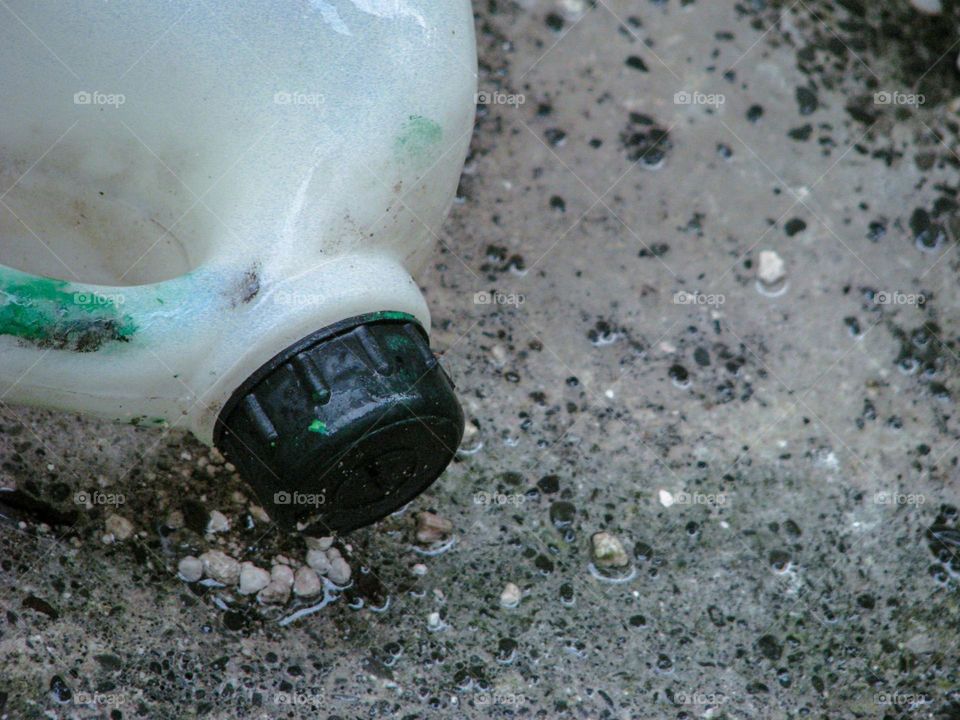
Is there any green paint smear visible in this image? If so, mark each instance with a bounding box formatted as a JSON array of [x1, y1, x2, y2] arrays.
[[308, 419, 328, 434], [0, 269, 137, 352], [394, 116, 442, 160], [373, 311, 416, 323]]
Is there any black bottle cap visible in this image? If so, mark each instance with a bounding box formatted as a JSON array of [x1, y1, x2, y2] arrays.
[[214, 312, 463, 534]]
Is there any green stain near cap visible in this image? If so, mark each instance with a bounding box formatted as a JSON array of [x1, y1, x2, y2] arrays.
[[0, 268, 137, 352], [308, 419, 328, 434], [394, 115, 442, 161]]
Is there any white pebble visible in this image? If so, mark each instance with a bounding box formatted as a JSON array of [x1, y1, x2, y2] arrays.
[[206, 510, 230, 534], [427, 612, 442, 629], [412, 563, 428, 576], [415, 512, 453, 544], [327, 557, 351, 586], [658, 489, 675, 507], [306, 549, 333, 575], [257, 565, 295, 605], [200, 550, 241, 585], [591, 532, 630, 568], [293, 567, 323, 597], [238, 562, 271, 595], [489, 344, 508, 366], [305, 536, 335, 551], [177, 556, 203, 583], [248, 504, 270, 523], [757, 250, 786, 286], [910, 0, 942, 14], [105, 514, 134, 541], [500, 582, 521, 608], [271, 564, 295, 587]]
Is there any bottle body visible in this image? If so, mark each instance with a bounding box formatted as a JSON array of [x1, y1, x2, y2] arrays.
[[0, 1, 476, 442]]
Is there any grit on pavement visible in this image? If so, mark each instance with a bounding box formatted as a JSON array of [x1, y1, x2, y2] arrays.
[[3, 1, 960, 718]]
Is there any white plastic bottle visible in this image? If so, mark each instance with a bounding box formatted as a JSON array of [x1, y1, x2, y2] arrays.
[[0, 1, 476, 532]]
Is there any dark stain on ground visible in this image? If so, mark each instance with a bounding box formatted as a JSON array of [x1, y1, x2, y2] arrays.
[[755, 0, 960, 109], [620, 112, 673, 167], [0, 489, 78, 527], [926, 504, 960, 585], [22, 594, 59, 620]]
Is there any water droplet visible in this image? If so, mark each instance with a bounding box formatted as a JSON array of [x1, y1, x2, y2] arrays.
[[669, 364, 690, 388], [49, 676, 72, 704], [496, 638, 517, 664], [769, 549, 792, 574], [549, 501, 577, 530], [757, 634, 782, 661]]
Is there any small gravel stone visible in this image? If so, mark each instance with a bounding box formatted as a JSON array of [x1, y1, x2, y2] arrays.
[[591, 532, 630, 568], [238, 562, 270, 595], [415, 512, 453, 544], [257, 564, 294, 604], [427, 612, 442, 629], [500, 582, 521, 608], [306, 549, 333, 575], [248, 504, 270, 523], [206, 510, 230, 534], [326, 554, 351, 586], [164, 511, 184, 530], [200, 550, 241, 585], [105, 514, 134, 541], [910, 0, 942, 14], [177, 556, 203, 583], [757, 250, 786, 286], [293, 567, 323, 597], [271, 564, 295, 587], [412, 563, 428, 576], [305, 536, 335, 551]]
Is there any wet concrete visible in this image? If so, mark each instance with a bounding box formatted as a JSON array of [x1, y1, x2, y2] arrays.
[[3, 0, 960, 717]]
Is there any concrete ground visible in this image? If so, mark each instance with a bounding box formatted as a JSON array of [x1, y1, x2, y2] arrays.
[[3, 0, 960, 717]]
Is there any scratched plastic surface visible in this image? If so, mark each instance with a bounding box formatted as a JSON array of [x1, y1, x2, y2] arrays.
[[0, 1, 476, 441]]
